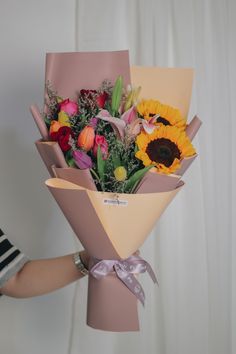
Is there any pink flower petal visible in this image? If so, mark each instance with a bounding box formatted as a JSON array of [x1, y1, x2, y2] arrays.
[[121, 106, 137, 124], [141, 119, 156, 134]]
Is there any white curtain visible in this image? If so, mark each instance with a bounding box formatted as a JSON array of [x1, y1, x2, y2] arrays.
[[68, 1, 235, 354], [0, 1, 235, 354]]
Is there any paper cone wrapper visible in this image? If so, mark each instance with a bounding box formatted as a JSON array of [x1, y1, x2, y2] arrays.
[[45, 178, 183, 260], [35, 140, 68, 176], [30, 104, 49, 140], [45, 178, 183, 331], [52, 166, 97, 191], [186, 115, 202, 141], [131, 66, 193, 118], [176, 154, 197, 176], [45, 50, 131, 103], [135, 170, 181, 193]]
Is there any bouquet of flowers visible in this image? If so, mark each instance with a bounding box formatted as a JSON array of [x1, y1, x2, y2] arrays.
[[30, 51, 201, 331]]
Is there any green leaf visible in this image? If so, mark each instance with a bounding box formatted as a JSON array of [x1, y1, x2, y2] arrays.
[[111, 76, 123, 116], [67, 158, 76, 167], [97, 145, 105, 182], [44, 116, 51, 128], [65, 150, 75, 167], [124, 166, 153, 193], [111, 153, 121, 169]]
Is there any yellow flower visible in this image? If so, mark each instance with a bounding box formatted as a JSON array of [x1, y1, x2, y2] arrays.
[[135, 125, 196, 174], [58, 111, 71, 127], [137, 99, 186, 130], [114, 166, 127, 181]]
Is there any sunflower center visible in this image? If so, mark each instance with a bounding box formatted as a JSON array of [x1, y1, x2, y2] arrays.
[[146, 138, 181, 167], [156, 116, 170, 126]]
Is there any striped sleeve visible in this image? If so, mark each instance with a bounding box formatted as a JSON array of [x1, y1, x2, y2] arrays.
[[0, 228, 29, 289]]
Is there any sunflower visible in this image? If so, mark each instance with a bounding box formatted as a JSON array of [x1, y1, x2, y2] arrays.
[[137, 99, 186, 130], [135, 125, 196, 174]]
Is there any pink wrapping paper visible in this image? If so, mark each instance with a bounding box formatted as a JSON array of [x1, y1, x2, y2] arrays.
[[87, 272, 139, 331], [45, 51, 130, 102], [35, 140, 68, 176]]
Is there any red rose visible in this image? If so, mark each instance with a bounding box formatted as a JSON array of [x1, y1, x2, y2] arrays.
[[50, 126, 72, 152], [96, 92, 108, 108], [80, 89, 108, 109]]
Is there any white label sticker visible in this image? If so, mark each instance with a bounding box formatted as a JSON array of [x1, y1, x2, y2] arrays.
[[103, 198, 128, 207]]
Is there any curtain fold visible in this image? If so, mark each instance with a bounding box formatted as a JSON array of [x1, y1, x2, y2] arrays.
[[72, 1, 235, 353]]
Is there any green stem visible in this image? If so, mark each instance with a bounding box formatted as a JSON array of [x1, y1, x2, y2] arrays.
[[90, 169, 105, 191]]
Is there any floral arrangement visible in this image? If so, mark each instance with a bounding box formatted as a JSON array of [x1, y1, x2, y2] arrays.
[[44, 76, 196, 193], [31, 51, 202, 332]]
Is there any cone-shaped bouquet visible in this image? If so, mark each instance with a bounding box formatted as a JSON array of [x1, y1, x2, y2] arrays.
[[31, 51, 201, 331]]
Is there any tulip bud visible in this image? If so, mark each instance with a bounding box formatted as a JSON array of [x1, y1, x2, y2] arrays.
[[73, 150, 93, 169], [77, 126, 95, 151], [93, 135, 108, 160], [111, 76, 123, 115]]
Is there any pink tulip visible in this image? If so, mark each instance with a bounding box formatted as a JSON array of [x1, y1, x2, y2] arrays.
[[93, 135, 108, 160]]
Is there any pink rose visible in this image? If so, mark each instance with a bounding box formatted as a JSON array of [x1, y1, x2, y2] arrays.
[[59, 99, 78, 116], [93, 135, 108, 160]]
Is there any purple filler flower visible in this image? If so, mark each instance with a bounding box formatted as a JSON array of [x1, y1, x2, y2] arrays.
[[73, 150, 93, 169]]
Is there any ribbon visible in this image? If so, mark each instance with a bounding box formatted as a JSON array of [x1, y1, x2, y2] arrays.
[[90, 254, 158, 306]]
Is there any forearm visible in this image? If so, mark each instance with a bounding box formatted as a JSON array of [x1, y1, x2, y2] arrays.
[[0, 253, 87, 298]]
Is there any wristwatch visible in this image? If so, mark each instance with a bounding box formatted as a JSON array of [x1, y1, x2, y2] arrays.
[[73, 252, 89, 276]]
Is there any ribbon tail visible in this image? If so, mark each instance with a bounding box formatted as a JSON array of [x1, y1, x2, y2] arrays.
[[115, 265, 146, 306], [146, 263, 158, 285]]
